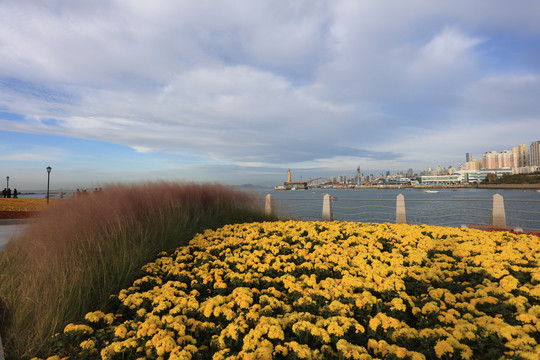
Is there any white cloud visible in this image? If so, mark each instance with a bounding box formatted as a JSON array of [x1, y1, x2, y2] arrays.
[[410, 27, 484, 78], [1, 0, 540, 186], [132, 146, 152, 153]]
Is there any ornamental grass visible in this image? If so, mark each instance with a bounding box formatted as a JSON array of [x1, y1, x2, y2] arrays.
[[36, 221, 540, 360], [0, 182, 273, 360]]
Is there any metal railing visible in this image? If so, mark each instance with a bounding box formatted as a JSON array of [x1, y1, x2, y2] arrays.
[[265, 193, 540, 231]]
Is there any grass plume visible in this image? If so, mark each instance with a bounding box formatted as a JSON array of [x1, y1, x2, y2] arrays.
[[0, 182, 274, 359]]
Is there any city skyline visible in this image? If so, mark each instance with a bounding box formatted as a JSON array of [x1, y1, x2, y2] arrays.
[[1, 1, 540, 189], [329, 140, 540, 183]]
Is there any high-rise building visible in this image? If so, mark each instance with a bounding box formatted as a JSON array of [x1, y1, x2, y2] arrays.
[[406, 168, 413, 177], [512, 144, 530, 167], [466, 153, 472, 162], [531, 141, 540, 167], [481, 151, 498, 169], [481, 150, 517, 170], [499, 150, 517, 169]]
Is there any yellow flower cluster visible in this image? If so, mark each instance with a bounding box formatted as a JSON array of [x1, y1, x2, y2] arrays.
[[0, 198, 55, 211], [46, 221, 540, 359]]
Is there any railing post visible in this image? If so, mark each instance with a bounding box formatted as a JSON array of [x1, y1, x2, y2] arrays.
[[322, 194, 333, 221], [265, 194, 273, 216], [396, 194, 407, 224], [492, 193, 506, 227]]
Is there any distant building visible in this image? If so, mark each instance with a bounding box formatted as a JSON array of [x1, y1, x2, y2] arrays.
[[457, 169, 513, 183], [466, 159, 481, 170], [406, 168, 413, 177], [513, 166, 540, 174], [512, 144, 530, 167], [466, 153, 472, 162], [481, 150, 517, 170], [531, 141, 540, 167], [481, 151, 499, 170], [418, 175, 461, 185], [336, 174, 348, 184], [500, 150, 517, 169]]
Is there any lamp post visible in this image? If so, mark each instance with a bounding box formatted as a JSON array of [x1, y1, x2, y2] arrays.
[[46, 166, 52, 204]]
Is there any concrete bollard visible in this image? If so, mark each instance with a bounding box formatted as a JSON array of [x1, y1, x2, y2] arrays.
[[491, 193, 506, 227], [396, 194, 407, 224], [265, 194, 273, 216], [322, 194, 333, 221]]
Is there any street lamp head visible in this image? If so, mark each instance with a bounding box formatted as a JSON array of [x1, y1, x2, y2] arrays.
[[47, 166, 52, 174]]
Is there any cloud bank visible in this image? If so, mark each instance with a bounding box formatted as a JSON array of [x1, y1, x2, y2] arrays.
[[1, 0, 540, 186]]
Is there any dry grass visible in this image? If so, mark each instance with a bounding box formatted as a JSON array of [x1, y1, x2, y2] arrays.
[[0, 182, 273, 359]]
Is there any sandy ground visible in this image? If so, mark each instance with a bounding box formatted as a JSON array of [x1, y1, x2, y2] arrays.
[[0, 220, 28, 249]]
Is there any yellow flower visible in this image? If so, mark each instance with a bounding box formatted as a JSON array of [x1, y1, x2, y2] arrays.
[[500, 275, 519, 292], [434, 340, 454, 358], [114, 325, 128, 338], [63, 323, 94, 335], [80, 339, 95, 349]]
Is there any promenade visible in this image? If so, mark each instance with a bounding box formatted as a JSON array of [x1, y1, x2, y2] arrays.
[[0, 219, 28, 249]]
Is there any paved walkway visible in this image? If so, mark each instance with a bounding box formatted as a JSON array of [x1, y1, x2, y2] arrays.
[[0, 220, 29, 249]]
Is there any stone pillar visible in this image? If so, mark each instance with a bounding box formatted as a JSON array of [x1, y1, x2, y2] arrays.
[[396, 194, 407, 224], [491, 193, 506, 227], [265, 194, 273, 216], [322, 194, 333, 221]]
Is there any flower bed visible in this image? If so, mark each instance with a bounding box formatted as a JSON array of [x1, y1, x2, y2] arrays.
[[42, 221, 540, 359], [0, 198, 53, 219]]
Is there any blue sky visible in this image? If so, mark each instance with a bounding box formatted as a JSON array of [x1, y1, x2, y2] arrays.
[[1, 0, 540, 190]]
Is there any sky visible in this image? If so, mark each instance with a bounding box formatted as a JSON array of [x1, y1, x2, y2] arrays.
[[1, 0, 540, 190]]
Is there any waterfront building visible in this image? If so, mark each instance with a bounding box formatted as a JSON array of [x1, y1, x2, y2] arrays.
[[418, 175, 461, 185], [456, 169, 513, 183], [481, 150, 517, 170], [420, 170, 513, 185], [512, 144, 530, 167], [385, 177, 410, 185], [531, 141, 540, 167], [513, 166, 540, 174]]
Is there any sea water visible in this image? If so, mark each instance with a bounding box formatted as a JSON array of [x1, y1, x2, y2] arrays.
[[249, 187, 540, 231]]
